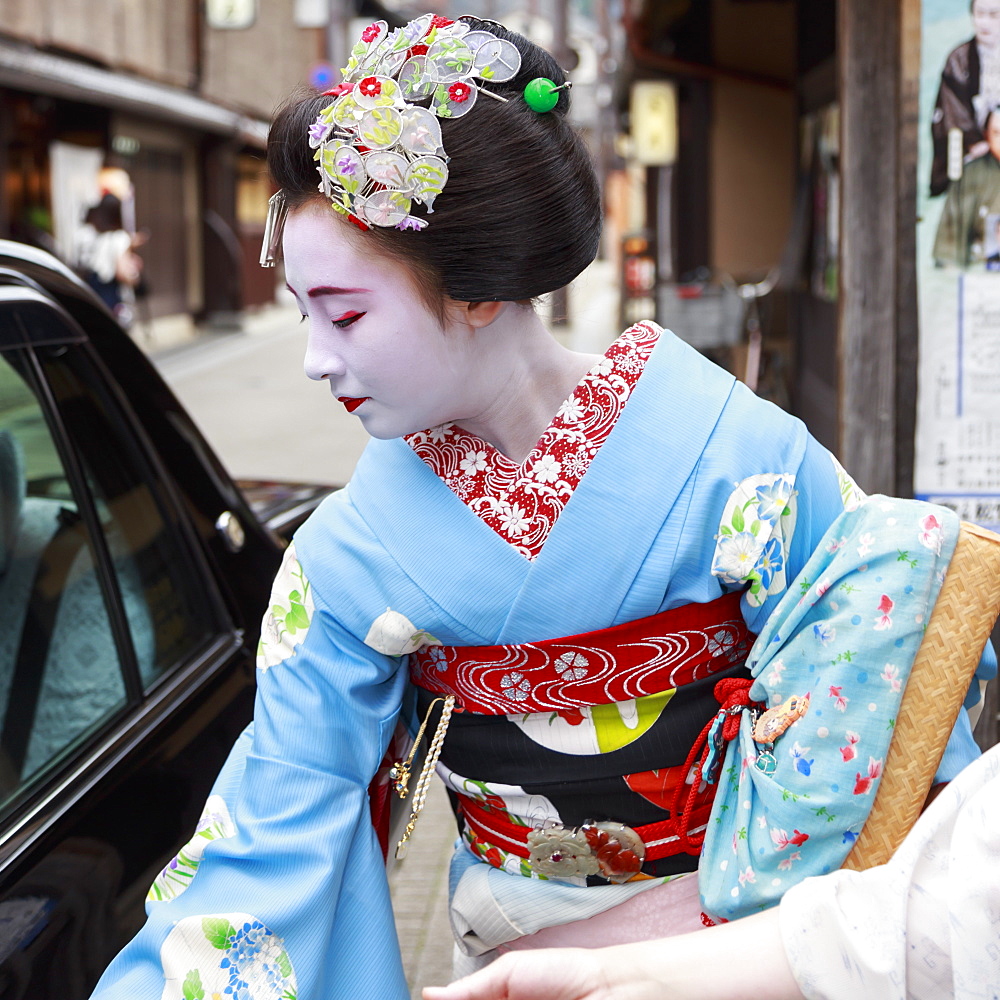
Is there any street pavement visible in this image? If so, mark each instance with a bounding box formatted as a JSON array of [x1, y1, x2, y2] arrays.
[[154, 257, 618, 996]]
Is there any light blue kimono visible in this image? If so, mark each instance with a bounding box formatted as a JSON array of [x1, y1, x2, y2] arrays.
[[90, 329, 993, 1000]]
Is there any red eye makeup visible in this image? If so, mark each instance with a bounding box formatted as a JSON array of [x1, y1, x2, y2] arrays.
[[331, 311, 365, 329]]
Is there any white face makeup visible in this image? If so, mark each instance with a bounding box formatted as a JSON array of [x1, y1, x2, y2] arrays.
[[282, 203, 486, 440]]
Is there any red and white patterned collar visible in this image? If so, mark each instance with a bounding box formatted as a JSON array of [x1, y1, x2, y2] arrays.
[[405, 323, 660, 560]]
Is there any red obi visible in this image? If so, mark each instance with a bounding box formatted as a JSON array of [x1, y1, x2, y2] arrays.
[[410, 590, 751, 716]]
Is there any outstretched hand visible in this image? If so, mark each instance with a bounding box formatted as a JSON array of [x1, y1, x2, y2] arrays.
[[422, 947, 663, 1000]]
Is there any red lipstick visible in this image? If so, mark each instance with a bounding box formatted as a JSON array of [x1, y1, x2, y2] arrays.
[[338, 396, 369, 413]]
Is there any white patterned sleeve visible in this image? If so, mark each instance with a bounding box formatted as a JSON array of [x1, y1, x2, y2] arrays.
[[778, 744, 1000, 999], [710, 438, 852, 633]]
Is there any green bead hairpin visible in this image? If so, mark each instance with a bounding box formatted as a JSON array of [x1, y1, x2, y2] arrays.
[[479, 76, 572, 111], [523, 77, 571, 112]]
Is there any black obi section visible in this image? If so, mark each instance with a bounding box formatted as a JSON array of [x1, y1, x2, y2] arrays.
[[416, 657, 751, 880]]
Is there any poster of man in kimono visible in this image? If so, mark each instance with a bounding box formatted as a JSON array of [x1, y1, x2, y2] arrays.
[[928, 0, 1000, 197], [916, 0, 1000, 531]]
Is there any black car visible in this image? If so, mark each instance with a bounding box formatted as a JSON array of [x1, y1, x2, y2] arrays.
[[0, 239, 331, 999]]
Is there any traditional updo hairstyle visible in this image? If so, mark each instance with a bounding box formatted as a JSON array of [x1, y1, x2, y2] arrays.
[[267, 16, 601, 305]]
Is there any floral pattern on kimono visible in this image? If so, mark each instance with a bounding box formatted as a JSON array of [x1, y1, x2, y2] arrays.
[[406, 323, 660, 559], [830, 454, 866, 511], [438, 764, 562, 881], [257, 542, 314, 672], [160, 913, 297, 1000], [700, 497, 963, 922], [147, 795, 236, 903], [711, 472, 798, 607]]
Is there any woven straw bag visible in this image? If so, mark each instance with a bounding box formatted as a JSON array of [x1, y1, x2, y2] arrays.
[[843, 521, 1000, 871]]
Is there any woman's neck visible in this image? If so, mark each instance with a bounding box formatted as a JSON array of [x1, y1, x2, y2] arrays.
[[451, 305, 602, 465]]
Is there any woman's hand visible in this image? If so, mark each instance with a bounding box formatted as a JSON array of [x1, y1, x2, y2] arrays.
[[422, 947, 662, 1000]]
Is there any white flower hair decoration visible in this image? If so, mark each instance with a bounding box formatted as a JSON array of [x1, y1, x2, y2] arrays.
[[309, 14, 523, 231]]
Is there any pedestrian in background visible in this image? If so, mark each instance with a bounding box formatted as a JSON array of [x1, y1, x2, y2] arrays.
[[75, 189, 145, 327]]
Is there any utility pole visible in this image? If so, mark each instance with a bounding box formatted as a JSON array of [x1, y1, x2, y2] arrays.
[[552, 0, 570, 66], [551, 0, 571, 326], [596, 0, 612, 193], [327, 0, 347, 78]]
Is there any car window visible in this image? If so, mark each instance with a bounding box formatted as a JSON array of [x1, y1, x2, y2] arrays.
[[35, 345, 216, 688], [0, 351, 126, 793], [0, 337, 219, 806]]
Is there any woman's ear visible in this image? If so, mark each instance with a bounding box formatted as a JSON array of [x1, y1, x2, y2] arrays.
[[448, 299, 506, 329]]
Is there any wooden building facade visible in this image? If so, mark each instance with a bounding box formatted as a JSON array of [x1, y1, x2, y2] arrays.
[[0, 0, 323, 340]]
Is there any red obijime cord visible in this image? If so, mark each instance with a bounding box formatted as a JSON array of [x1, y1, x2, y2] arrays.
[[670, 677, 758, 854]]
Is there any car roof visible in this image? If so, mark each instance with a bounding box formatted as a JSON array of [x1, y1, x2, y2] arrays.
[[0, 240, 91, 305], [0, 239, 81, 285], [0, 240, 115, 350]]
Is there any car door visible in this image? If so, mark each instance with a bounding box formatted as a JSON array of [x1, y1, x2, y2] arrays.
[[0, 278, 257, 999]]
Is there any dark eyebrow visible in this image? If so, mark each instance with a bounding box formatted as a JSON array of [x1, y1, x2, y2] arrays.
[[307, 285, 371, 298], [284, 283, 372, 298]]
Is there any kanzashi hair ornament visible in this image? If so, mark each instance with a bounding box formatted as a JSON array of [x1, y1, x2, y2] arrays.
[[310, 15, 522, 231], [524, 78, 572, 113], [260, 190, 288, 268]]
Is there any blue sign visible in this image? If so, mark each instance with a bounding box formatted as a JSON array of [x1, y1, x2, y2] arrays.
[[309, 62, 335, 90]]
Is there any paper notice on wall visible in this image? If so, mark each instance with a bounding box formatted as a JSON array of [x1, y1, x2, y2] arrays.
[[914, 1, 1000, 531], [959, 274, 1000, 419]]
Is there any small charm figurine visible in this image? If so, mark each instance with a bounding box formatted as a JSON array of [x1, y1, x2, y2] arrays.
[[752, 693, 810, 745], [754, 749, 777, 775], [753, 693, 809, 775], [389, 761, 410, 798]]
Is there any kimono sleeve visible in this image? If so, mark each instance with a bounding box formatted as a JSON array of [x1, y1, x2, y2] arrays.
[[710, 436, 992, 784], [89, 542, 410, 1000], [779, 743, 1000, 999]]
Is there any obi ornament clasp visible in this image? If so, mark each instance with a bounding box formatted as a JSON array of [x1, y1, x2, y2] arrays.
[[526, 821, 646, 883]]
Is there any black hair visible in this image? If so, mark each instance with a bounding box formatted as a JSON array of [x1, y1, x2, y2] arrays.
[[267, 16, 601, 303], [85, 193, 124, 233]]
